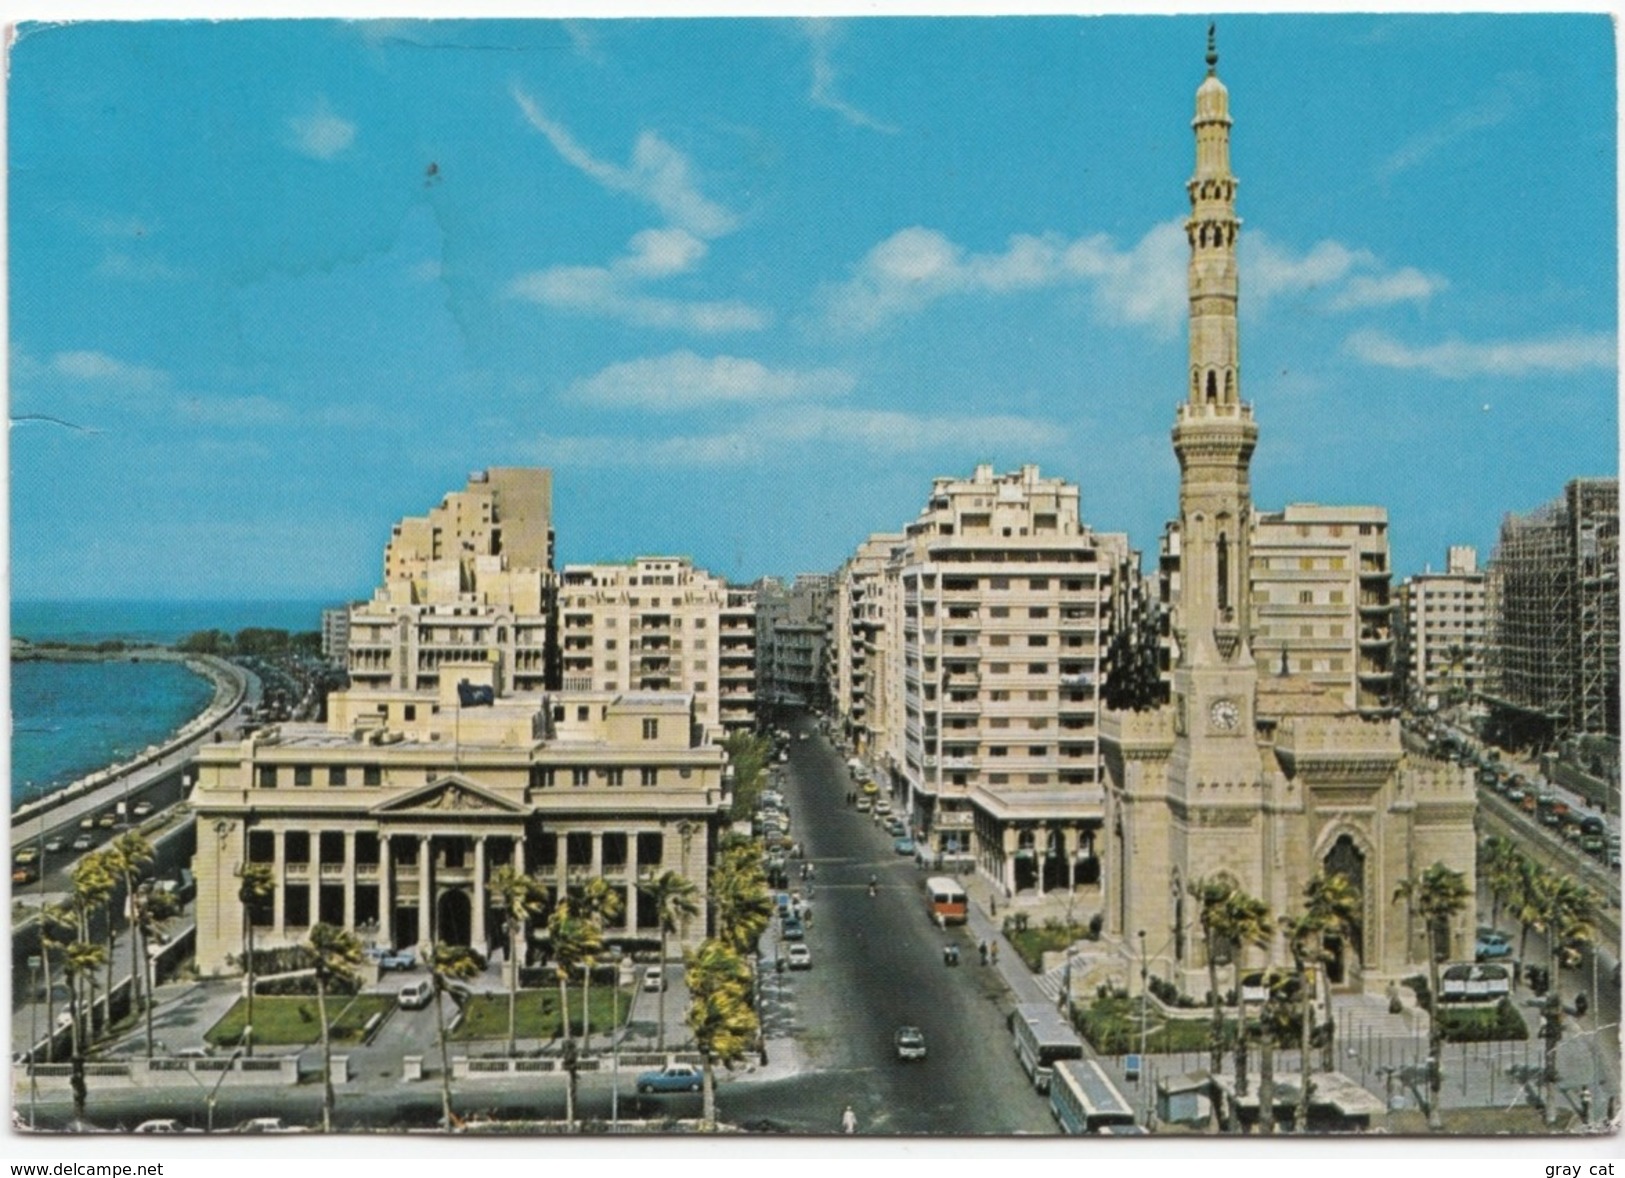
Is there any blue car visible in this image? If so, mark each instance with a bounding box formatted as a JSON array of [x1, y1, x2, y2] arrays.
[[636, 1063, 703, 1094], [1475, 928, 1512, 961], [782, 916, 805, 940], [893, 837, 916, 856]]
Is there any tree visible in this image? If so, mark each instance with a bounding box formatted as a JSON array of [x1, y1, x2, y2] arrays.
[[236, 863, 276, 1057], [69, 853, 116, 1035], [722, 732, 774, 821], [710, 839, 772, 954], [1213, 885, 1271, 1132], [106, 831, 155, 1031], [1189, 873, 1240, 1088], [428, 943, 485, 1132], [574, 876, 624, 1054], [62, 939, 107, 1127], [1479, 834, 1523, 930], [1283, 869, 1362, 1133], [1393, 862, 1468, 1131], [685, 938, 759, 1129], [306, 923, 364, 1133], [37, 902, 78, 1063], [488, 865, 548, 1058], [1541, 875, 1597, 1126], [547, 901, 600, 1130], [133, 885, 179, 1059], [638, 870, 701, 1051]]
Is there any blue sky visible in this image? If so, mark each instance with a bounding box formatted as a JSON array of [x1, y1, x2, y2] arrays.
[[9, 14, 1617, 601]]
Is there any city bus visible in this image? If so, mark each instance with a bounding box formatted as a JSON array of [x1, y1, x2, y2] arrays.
[[1050, 1058, 1137, 1134], [1010, 1002, 1084, 1092], [924, 876, 968, 926]]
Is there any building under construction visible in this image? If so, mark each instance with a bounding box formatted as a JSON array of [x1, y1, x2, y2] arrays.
[[1485, 477, 1619, 747]]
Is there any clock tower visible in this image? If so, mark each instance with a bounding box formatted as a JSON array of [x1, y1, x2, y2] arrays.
[[1166, 28, 1265, 798]]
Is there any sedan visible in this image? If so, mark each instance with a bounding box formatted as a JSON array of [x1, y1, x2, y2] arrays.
[[132, 800, 155, 818], [642, 966, 666, 993], [44, 836, 67, 854], [786, 944, 811, 970], [133, 1120, 195, 1134], [894, 1026, 927, 1061], [72, 834, 95, 852], [781, 916, 805, 941], [1475, 929, 1513, 961], [893, 837, 916, 856], [636, 1063, 703, 1094]]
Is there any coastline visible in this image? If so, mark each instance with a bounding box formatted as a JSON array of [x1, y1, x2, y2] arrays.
[[9, 647, 250, 822]]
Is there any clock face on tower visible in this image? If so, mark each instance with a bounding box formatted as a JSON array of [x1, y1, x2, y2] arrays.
[[1209, 697, 1241, 732]]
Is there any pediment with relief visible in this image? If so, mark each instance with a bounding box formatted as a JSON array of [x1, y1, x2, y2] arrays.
[[371, 774, 528, 817]]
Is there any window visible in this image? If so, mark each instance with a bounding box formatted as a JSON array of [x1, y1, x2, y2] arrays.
[[403, 705, 417, 722], [641, 767, 659, 787], [1029, 746, 1047, 757], [605, 660, 618, 672], [1028, 606, 1049, 619], [1028, 635, 1049, 647], [1028, 662, 1049, 674], [642, 718, 660, 740], [990, 717, 1011, 729], [532, 767, 556, 789], [605, 768, 624, 787], [257, 766, 277, 789], [293, 766, 312, 788], [605, 638, 617, 650], [328, 766, 347, 787], [990, 606, 1010, 618], [990, 746, 1008, 757], [1029, 690, 1049, 701], [1299, 590, 1313, 605], [991, 662, 1010, 674], [577, 706, 589, 722], [571, 768, 590, 787], [1029, 578, 1049, 590], [363, 765, 381, 787]]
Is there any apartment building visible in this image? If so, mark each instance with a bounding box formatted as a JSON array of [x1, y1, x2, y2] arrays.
[[557, 557, 758, 738], [832, 533, 904, 761], [884, 464, 1128, 897], [757, 574, 833, 713], [347, 468, 559, 694], [1400, 546, 1489, 711], [189, 661, 729, 976]]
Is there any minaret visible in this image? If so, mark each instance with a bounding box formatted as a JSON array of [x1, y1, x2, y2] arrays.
[[1168, 26, 1263, 758]]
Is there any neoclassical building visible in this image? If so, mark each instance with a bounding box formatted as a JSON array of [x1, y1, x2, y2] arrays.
[[1099, 39, 1476, 995], [190, 658, 729, 976]]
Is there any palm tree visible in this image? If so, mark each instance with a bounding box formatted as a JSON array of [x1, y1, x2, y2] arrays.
[[106, 831, 155, 1018], [61, 939, 107, 1127], [488, 865, 547, 1058], [710, 841, 772, 954], [1509, 856, 1554, 977], [574, 876, 624, 1053], [68, 854, 115, 1035], [685, 937, 759, 1130], [1214, 885, 1271, 1132], [236, 863, 276, 1057], [1478, 834, 1523, 929], [1393, 862, 1469, 1131], [1286, 869, 1361, 1129], [38, 901, 77, 1061], [1189, 873, 1240, 1086], [134, 885, 179, 1059], [428, 943, 486, 1132], [638, 870, 701, 1051], [1541, 876, 1597, 1125], [1255, 973, 1297, 1136], [547, 900, 599, 1130], [305, 922, 364, 1133]]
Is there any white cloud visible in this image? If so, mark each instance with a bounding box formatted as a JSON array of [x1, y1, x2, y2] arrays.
[[50, 350, 166, 390], [288, 97, 356, 160], [1379, 73, 1537, 180], [529, 404, 1065, 467], [512, 87, 737, 238], [569, 352, 855, 410], [1344, 329, 1616, 378], [823, 222, 1187, 336], [1327, 268, 1448, 311], [509, 230, 769, 333], [1244, 233, 1444, 313], [804, 19, 899, 134]]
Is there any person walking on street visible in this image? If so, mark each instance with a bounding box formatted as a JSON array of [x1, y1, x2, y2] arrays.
[[979, 942, 989, 966], [991, 942, 999, 965], [841, 1105, 857, 1134]]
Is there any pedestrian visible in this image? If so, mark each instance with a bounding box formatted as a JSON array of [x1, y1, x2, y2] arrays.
[[991, 942, 999, 965], [989, 895, 997, 918], [841, 1105, 857, 1134], [979, 942, 988, 966]]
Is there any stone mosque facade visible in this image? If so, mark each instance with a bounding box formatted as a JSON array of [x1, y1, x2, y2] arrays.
[[1098, 39, 1477, 994]]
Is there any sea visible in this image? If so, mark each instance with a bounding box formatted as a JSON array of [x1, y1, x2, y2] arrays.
[[10, 599, 334, 811]]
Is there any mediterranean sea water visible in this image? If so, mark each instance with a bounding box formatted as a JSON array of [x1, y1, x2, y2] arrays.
[[10, 599, 334, 810]]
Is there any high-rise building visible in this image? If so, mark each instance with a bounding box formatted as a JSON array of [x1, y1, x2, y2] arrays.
[[348, 468, 559, 694], [1485, 477, 1619, 743], [1100, 37, 1475, 998], [1400, 546, 1489, 711], [887, 464, 1128, 890], [832, 533, 903, 760], [757, 574, 833, 713], [557, 557, 758, 739]]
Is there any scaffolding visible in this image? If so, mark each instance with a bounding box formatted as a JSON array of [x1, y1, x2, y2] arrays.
[[1487, 478, 1619, 742]]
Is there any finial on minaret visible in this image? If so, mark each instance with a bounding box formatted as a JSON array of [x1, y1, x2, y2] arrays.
[[1206, 23, 1218, 75]]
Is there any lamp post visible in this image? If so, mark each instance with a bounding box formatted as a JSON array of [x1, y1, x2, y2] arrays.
[[181, 1045, 245, 1132], [609, 950, 622, 1131], [27, 955, 41, 1129]]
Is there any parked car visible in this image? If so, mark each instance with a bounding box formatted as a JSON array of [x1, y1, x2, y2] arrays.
[[97, 811, 117, 828], [72, 834, 94, 852], [781, 916, 805, 941], [132, 800, 154, 818], [370, 947, 416, 971], [636, 1063, 702, 1094], [43, 836, 66, 854], [133, 1119, 195, 1134], [14, 847, 40, 867], [642, 966, 666, 993], [787, 944, 811, 970], [233, 1117, 305, 1134], [1475, 929, 1513, 961], [397, 980, 434, 1010], [894, 1025, 927, 1061], [874, 799, 893, 816], [893, 837, 916, 856], [13, 864, 38, 886], [855, 797, 872, 813]]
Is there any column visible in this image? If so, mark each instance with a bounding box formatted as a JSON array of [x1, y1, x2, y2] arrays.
[[628, 832, 641, 935], [272, 829, 286, 938], [472, 835, 488, 951], [1065, 827, 1077, 892], [379, 833, 394, 947], [591, 832, 603, 875], [515, 834, 527, 875], [418, 835, 432, 947], [343, 829, 357, 932], [1036, 823, 1048, 897]]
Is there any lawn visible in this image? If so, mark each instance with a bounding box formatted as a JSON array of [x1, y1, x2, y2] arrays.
[[1002, 920, 1093, 972], [1077, 993, 1228, 1055], [206, 994, 395, 1048], [451, 986, 632, 1042]]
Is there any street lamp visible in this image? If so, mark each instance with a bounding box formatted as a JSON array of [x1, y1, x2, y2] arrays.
[[609, 949, 622, 1131], [27, 955, 41, 1129], [181, 1045, 245, 1133]]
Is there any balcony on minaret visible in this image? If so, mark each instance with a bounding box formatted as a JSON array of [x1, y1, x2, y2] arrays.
[[1176, 400, 1253, 425]]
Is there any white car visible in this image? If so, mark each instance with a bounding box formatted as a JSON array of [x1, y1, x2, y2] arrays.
[[787, 944, 811, 970], [642, 966, 666, 993], [133, 1119, 194, 1134]]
